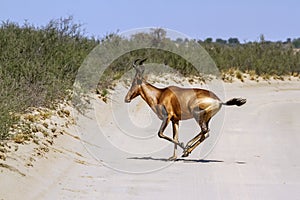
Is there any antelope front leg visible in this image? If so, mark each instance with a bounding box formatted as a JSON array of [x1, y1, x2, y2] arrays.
[[168, 120, 184, 161], [158, 117, 185, 148], [157, 109, 185, 160]]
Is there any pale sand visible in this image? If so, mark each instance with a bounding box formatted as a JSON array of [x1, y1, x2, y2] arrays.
[[1, 78, 300, 200]]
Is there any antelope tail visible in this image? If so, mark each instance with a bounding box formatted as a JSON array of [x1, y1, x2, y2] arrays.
[[222, 98, 246, 106]]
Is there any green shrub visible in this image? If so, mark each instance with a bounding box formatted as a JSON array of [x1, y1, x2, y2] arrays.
[[0, 16, 98, 139]]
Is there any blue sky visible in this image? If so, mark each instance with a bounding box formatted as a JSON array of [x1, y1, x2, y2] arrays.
[[1, 0, 299, 42]]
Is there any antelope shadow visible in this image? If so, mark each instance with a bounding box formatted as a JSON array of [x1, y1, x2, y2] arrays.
[[128, 156, 224, 163]]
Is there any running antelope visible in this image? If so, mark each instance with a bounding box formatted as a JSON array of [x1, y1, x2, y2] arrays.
[[125, 58, 246, 160]]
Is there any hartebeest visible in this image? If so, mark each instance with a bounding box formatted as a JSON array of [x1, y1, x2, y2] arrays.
[[125, 58, 246, 160]]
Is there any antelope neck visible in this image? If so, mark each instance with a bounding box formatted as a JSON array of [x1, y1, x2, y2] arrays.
[[139, 82, 162, 113]]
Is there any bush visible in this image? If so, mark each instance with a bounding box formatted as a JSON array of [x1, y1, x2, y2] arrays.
[[0, 17, 98, 139], [200, 40, 300, 76]]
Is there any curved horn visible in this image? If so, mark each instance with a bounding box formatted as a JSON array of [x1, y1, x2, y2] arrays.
[[138, 58, 147, 65], [133, 58, 140, 69]]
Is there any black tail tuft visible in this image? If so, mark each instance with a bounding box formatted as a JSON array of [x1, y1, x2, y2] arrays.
[[223, 98, 246, 106]]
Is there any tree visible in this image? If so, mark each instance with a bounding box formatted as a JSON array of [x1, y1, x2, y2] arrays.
[[228, 37, 240, 45], [204, 37, 213, 43], [150, 28, 166, 46], [216, 38, 227, 44], [285, 38, 291, 44], [259, 34, 265, 43], [292, 38, 300, 48], [175, 38, 183, 44]]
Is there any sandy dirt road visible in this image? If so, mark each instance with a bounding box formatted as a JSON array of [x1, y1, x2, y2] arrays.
[[1, 81, 300, 200]]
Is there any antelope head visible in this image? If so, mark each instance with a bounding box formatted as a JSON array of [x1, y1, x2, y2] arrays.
[[124, 58, 147, 103]]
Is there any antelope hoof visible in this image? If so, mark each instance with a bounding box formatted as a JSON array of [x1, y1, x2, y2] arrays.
[[181, 151, 190, 157], [204, 132, 210, 138], [168, 155, 177, 161], [182, 148, 191, 157]]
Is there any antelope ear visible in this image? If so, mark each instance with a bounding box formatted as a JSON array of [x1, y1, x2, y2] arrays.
[[138, 58, 147, 75], [133, 58, 140, 70], [133, 58, 146, 74]]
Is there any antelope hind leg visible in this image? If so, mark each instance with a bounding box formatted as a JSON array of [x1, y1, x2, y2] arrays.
[[182, 133, 209, 157], [182, 107, 210, 157]]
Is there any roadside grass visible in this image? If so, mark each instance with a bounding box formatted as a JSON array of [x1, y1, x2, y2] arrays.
[[0, 17, 98, 140]]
